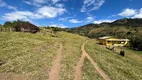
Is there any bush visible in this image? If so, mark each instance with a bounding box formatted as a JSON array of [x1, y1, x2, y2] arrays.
[[129, 35, 142, 50]]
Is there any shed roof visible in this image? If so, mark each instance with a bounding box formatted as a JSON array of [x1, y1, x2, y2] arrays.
[[106, 39, 130, 41], [98, 36, 112, 39]]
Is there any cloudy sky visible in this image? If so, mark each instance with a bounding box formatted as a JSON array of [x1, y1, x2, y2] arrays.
[[0, 0, 142, 28]]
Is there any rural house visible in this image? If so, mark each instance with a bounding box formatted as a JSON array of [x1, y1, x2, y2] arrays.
[[98, 36, 113, 45], [98, 36, 130, 47]]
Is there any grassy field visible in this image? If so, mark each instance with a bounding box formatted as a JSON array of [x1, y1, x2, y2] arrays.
[[58, 32, 86, 80], [0, 32, 60, 80], [85, 40, 142, 80], [0, 31, 87, 80], [0, 31, 142, 80], [82, 57, 103, 80]]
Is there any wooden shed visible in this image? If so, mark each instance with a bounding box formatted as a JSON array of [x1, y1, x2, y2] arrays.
[[15, 22, 40, 33]]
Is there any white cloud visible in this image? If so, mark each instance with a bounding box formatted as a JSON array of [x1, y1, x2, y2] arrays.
[[2, 11, 39, 21], [56, 3, 64, 8], [50, 24, 67, 28], [33, 0, 46, 4], [118, 8, 142, 18], [133, 8, 142, 18], [37, 6, 66, 18], [24, 0, 42, 7], [2, 6, 66, 21], [52, 0, 60, 4], [59, 18, 66, 21], [58, 17, 72, 21], [86, 16, 94, 22], [81, 0, 105, 12], [69, 19, 83, 23], [93, 19, 115, 24], [24, 0, 61, 6], [107, 14, 117, 18], [7, 6, 17, 10], [0, 0, 6, 7], [0, 0, 17, 10], [24, 0, 51, 7], [24, 1, 32, 5], [118, 8, 137, 17]]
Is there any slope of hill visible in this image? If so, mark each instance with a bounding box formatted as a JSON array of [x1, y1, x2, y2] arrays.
[[0, 31, 86, 80], [0, 30, 142, 80], [66, 18, 142, 51]]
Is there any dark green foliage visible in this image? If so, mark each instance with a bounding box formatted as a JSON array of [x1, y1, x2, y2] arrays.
[[4, 21, 13, 28], [0, 25, 2, 31], [126, 31, 132, 35], [66, 18, 142, 51], [66, 18, 142, 36], [45, 27, 64, 32], [3, 20, 40, 33], [51, 27, 63, 32], [111, 18, 142, 27], [128, 36, 142, 50]]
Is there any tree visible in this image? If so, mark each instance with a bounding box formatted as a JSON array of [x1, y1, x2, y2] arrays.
[[4, 21, 12, 28]]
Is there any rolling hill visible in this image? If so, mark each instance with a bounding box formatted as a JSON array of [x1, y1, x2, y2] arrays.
[[66, 18, 142, 51]]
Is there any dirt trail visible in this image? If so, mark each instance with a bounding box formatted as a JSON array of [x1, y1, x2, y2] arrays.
[[48, 44, 63, 80], [74, 41, 88, 80], [74, 51, 86, 80], [74, 40, 111, 80]]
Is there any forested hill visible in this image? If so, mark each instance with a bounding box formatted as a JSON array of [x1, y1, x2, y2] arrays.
[[65, 18, 142, 51], [66, 18, 142, 36]]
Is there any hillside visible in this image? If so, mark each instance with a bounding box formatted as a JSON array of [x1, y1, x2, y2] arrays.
[[0, 31, 86, 80], [66, 18, 142, 51], [0, 31, 141, 80]]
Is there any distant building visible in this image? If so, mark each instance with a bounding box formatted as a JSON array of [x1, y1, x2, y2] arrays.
[[106, 39, 130, 47], [15, 22, 40, 33], [98, 36, 113, 45], [98, 36, 130, 47]]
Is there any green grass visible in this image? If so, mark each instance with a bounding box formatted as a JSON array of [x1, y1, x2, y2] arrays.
[[85, 40, 142, 80], [0, 32, 60, 79], [82, 57, 103, 80], [1, 31, 141, 80], [58, 32, 86, 80], [0, 31, 87, 80]]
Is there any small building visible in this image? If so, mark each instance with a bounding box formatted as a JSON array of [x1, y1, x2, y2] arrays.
[[15, 22, 40, 33], [106, 39, 130, 47], [98, 36, 113, 45], [98, 36, 130, 47]]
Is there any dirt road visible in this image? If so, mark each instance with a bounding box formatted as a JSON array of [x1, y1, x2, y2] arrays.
[[74, 40, 111, 80], [48, 44, 63, 80]]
